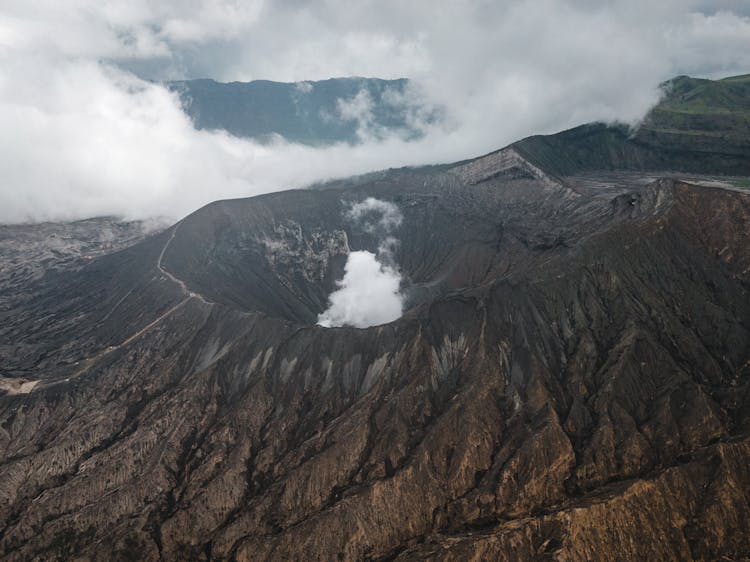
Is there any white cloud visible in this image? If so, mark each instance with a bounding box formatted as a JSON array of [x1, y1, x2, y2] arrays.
[[316, 251, 403, 328], [1, 1, 750, 223], [318, 197, 405, 328], [337, 89, 379, 141]]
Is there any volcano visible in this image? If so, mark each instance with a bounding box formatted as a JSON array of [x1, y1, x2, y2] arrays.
[[1, 75, 750, 561]]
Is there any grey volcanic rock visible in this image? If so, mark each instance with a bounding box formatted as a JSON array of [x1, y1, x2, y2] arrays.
[[2, 97, 750, 558], [0, 217, 164, 383], [0, 217, 161, 288]]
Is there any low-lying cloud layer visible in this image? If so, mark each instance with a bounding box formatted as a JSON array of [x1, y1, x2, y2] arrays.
[[318, 198, 404, 328], [1, 1, 750, 223]]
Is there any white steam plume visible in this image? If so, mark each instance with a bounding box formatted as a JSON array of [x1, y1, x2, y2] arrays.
[[346, 197, 404, 233], [318, 199, 404, 328], [316, 251, 403, 328]]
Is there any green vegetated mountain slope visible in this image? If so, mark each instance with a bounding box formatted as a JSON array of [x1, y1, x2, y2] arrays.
[[168, 77, 431, 145], [655, 73, 750, 116], [512, 73, 750, 177]]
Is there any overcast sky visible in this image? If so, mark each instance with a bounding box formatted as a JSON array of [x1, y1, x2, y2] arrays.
[[1, 0, 750, 223]]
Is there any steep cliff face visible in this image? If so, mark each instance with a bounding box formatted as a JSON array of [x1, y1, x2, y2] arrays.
[[1, 137, 749, 560]]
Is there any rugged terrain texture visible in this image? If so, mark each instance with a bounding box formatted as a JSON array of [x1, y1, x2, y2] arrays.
[[1, 75, 750, 560], [0, 217, 164, 391]]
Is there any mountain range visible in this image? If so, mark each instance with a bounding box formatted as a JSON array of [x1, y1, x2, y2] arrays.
[[167, 77, 432, 145]]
